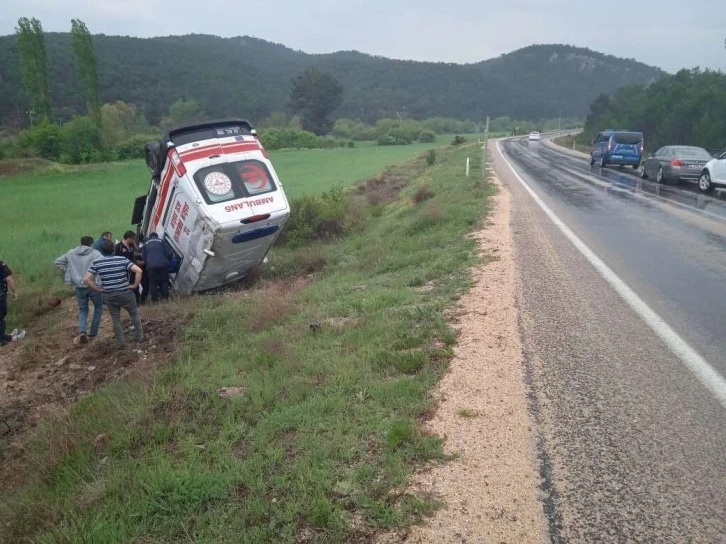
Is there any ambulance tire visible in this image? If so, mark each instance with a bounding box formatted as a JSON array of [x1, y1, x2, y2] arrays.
[[144, 141, 163, 177]]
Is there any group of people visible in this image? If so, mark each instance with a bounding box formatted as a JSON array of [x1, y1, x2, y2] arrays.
[[0, 229, 175, 351]]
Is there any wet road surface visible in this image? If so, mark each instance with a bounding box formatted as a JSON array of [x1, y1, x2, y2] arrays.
[[493, 138, 726, 542]]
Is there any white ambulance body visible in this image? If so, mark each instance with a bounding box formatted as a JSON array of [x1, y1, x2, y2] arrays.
[[132, 119, 290, 293]]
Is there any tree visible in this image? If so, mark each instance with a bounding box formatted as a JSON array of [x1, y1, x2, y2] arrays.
[[71, 19, 101, 127], [15, 17, 52, 121], [288, 68, 343, 135], [161, 99, 207, 131], [100, 101, 150, 146]]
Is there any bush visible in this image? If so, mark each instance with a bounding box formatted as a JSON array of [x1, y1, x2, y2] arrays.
[[61, 116, 105, 164], [16, 121, 63, 160], [377, 130, 413, 146], [275, 185, 351, 248], [259, 128, 340, 150], [425, 150, 436, 166], [412, 186, 435, 204], [347, 140, 355, 148], [450, 135, 467, 146], [418, 130, 436, 143], [115, 135, 157, 160]]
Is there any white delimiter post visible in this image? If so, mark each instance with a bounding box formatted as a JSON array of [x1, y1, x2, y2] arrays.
[[466, 157, 470, 176], [482, 116, 490, 180]]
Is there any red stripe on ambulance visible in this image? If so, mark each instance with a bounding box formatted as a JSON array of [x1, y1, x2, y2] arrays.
[[151, 155, 176, 229]]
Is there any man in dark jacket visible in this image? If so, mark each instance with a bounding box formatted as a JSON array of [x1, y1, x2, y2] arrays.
[[1, 259, 21, 346], [141, 233, 174, 302], [93, 231, 113, 252]]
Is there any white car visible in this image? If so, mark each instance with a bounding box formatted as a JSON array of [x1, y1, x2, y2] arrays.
[[528, 131, 541, 141], [698, 150, 726, 193]]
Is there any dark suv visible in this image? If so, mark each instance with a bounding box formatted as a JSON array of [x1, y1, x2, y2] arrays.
[[590, 130, 644, 169]]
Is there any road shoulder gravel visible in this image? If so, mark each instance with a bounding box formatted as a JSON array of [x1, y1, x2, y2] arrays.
[[383, 170, 547, 543]]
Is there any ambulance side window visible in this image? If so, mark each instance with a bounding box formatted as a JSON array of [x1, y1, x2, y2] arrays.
[[233, 160, 276, 196]]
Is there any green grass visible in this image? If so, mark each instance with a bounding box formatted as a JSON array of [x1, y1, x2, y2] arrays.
[[1, 143, 495, 542], [0, 138, 462, 326], [552, 134, 590, 155]]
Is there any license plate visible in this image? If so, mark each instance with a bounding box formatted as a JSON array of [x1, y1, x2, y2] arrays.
[[687, 164, 698, 168], [612, 155, 623, 159]]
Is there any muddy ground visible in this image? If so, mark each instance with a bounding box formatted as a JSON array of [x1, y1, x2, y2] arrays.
[[0, 295, 192, 490]]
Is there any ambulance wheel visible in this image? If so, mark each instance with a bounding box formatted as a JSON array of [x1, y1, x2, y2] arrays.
[[144, 141, 162, 177]]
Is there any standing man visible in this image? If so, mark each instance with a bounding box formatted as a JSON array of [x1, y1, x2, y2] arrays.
[[84, 239, 144, 349], [0, 259, 21, 346], [115, 230, 141, 303], [93, 231, 113, 252], [137, 234, 150, 305], [142, 232, 173, 302], [54, 236, 104, 343]]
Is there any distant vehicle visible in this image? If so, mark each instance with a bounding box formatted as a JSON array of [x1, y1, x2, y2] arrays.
[[640, 145, 713, 185], [589, 130, 644, 168], [528, 131, 541, 141], [132, 119, 290, 294], [698, 150, 726, 193]]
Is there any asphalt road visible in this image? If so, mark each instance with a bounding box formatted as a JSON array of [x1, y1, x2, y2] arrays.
[[492, 138, 726, 542]]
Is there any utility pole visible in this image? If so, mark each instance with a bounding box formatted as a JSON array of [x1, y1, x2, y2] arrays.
[[26, 109, 34, 127]]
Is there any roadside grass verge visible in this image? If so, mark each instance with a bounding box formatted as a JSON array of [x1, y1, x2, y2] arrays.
[[552, 134, 590, 155], [1, 143, 495, 542]]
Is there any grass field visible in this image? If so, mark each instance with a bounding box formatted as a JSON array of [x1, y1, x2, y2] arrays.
[[0, 136, 472, 325], [1, 142, 495, 541]]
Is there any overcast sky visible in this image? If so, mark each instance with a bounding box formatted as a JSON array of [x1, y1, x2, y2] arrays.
[[4, 0, 726, 73]]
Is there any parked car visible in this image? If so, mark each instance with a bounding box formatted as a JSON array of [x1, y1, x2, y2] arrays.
[[640, 145, 713, 184], [589, 130, 644, 168], [698, 150, 726, 193], [528, 131, 541, 141]]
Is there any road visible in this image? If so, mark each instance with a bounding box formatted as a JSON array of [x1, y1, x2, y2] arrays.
[[492, 138, 726, 542]]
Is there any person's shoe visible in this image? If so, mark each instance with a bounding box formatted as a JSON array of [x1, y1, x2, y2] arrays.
[[79, 333, 88, 344], [12, 330, 26, 341]]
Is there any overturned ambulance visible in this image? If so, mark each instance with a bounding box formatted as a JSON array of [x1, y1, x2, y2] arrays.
[[131, 119, 290, 293]]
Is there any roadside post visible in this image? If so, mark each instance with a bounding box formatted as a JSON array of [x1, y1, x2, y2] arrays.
[[466, 157, 470, 177], [482, 116, 490, 181]]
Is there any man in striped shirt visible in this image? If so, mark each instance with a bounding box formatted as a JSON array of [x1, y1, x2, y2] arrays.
[[84, 239, 144, 348]]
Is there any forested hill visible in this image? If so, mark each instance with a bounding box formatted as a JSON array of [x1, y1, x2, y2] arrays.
[[0, 33, 664, 125]]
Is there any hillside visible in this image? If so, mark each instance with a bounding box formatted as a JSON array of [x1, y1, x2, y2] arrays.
[[0, 34, 665, 126]]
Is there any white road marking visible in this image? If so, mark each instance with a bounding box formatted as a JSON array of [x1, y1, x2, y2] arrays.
[[496, 139, 726, 410]]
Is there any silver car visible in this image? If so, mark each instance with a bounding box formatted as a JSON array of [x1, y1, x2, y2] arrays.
[[640, 145, 713, 184]]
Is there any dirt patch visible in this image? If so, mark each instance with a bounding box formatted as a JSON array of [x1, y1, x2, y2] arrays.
[[356, 170, 410, 206], [0, 296, 193, 489], [0, 158, 57, 177], [379, 170, 547, 543]]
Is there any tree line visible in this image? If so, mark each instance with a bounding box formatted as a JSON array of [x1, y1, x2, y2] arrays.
[[580, 68, 726, 153], [0, 31, 663, 131]]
